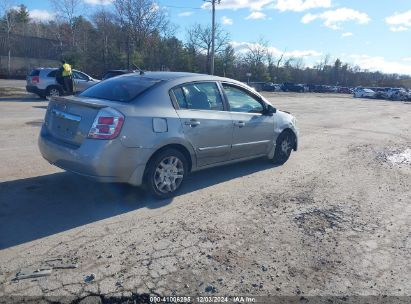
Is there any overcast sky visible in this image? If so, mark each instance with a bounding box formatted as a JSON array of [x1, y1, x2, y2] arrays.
[[15, 0, 411, 75]]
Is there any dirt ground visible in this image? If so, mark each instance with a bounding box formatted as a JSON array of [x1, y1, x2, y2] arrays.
[[0, 92, 410, 302]]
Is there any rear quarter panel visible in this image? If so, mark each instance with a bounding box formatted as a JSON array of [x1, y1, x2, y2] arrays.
[[116, 85, 196, 162]]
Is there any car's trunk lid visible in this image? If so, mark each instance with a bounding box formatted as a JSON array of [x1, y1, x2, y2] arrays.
[[44, 96, 113, 147]]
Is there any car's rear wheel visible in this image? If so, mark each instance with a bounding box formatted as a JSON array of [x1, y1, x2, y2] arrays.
[[146, 149, 187, 199], [46, 86, 62, 97], [272, 131, 294, 165]]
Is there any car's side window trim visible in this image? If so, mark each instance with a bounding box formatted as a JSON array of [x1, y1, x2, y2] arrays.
[[220, 82, 266, 114], [169, 89, 181, 110], [215, 81, 230, 111], [169, 81, 228, 112]]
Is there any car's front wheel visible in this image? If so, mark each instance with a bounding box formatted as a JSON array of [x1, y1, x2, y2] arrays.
[[272, 131, 294, 165], [146, 149, 188, 199]]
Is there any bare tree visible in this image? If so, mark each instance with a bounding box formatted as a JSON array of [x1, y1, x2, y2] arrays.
[[266, 46, 286, 82], [93, 9, 111, 68], [243, 38, 269, 81], [245, 39, 268, 64], [316, 53, 331, 71], [220, 44, 235, 77], [186, 23, 229, 73], [92, 9, 126, 69], [0, 0, 17, 77], [114, 0, 169, 68], [50, 0, 82, 47]]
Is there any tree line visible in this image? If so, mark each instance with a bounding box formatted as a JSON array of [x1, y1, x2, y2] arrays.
[[1, 0, 410, 88]]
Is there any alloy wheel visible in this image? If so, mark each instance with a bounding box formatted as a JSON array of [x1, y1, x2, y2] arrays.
[[49, 88, 60, 96], [281, 136, 292, 156], [153, 156, 184, 194]]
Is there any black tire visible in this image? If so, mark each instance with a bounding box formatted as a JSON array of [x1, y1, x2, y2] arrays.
[[272, 131, 294, 165], [46, 86, 62, 97], [145, 148, 188, 199]]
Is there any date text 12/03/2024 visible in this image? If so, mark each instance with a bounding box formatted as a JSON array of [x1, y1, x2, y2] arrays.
[[149, 296, 256, 303]]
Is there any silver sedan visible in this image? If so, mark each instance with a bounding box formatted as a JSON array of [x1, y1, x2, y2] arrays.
[[39, 72, 298, 198]]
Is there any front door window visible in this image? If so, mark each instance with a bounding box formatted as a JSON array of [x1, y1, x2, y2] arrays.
[[222, 84, 263, 113]]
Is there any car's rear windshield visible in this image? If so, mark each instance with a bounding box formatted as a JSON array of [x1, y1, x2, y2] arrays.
[[80, 76, 162, 102], [29, 69, 40, 76], [102, 72, 121, 80]]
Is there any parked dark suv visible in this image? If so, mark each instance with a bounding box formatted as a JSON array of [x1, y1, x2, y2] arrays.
[[281, 82, 305, 93]]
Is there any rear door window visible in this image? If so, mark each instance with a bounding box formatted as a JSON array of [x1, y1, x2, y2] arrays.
[[29, 69, 40, 76], [47, 70, 57, 77], [171, 82, 224, 111]]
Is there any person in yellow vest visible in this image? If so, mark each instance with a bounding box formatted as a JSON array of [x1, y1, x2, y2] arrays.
[[61, 60, 73, 94]]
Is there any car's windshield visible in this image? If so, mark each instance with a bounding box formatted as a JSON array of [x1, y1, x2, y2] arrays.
[[80, 76, 161, 102]]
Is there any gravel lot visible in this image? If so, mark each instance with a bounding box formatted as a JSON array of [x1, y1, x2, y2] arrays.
[[0, 79, 26, 89], [0, 92, 410, 302]]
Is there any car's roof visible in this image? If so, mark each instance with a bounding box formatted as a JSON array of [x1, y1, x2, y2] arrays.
[[116, 71, 244, 84], [127, 71, 207, 81], [105, 70, 134, 73], [32, 67, 55, 71], [108, 71, 262, 97]]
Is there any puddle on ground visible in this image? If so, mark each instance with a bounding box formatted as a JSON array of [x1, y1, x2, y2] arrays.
[[377, 148, 411, 167], [294, 208, 346, 236], [386, 149, 411, 166]]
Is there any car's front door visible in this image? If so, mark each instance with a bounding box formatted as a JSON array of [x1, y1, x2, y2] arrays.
[[72, 71, 90, 92], [171, 82, 233, 167], [221, 83, 274, 160]]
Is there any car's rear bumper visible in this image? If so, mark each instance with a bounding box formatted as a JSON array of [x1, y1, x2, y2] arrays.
[[38, 127, 152, 186], [26, 85, 45, 96]]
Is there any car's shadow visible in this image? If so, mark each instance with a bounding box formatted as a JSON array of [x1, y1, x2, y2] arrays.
[[0, 97, 41, 102], [0, 158, 276, 249]]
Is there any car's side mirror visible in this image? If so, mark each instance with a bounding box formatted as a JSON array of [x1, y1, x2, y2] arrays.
[[264, 104, 276, 116]]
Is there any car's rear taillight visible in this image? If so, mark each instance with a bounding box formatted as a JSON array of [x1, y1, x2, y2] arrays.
[[32, 76, 40, 83], [88, 108, 124, 140]]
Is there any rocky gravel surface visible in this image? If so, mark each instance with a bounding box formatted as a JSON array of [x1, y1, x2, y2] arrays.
[[0, 93, 410, 302]]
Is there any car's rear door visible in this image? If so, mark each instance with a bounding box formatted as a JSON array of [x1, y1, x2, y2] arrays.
[[221, 83, 274, 160], [171, 82, 233, 167]]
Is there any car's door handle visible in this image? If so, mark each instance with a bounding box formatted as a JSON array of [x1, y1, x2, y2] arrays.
[[185, 120, 200, 127], [234, 121, 245, 128]]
